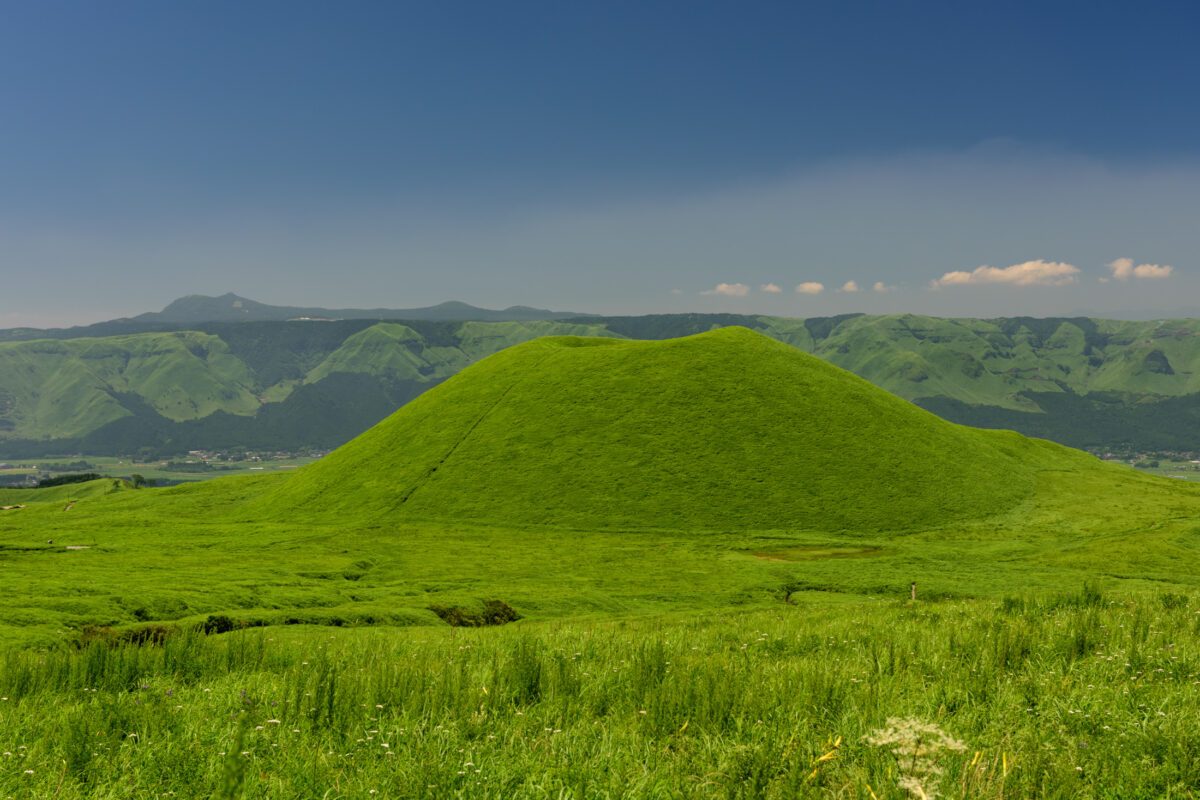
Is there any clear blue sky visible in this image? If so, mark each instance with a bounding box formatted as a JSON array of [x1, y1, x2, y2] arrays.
[[3, 1, 1199, 325]]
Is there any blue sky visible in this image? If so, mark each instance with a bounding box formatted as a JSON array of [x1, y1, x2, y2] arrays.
[[3, 1, 1199, 326]]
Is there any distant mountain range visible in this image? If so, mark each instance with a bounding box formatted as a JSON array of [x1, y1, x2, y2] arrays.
[[0, 294, 581, 343], [3, 306, 1200, 457], [132, 293, 582, 324]]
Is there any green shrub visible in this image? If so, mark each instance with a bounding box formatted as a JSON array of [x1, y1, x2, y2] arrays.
[[429, 600, 521, 627]]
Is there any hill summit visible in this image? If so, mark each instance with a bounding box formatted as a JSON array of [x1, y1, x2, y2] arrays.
[[264, 327, 1088, 532]]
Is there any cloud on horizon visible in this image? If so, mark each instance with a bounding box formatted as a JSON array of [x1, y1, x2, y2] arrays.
[[873, 281, 896, 293], [760, 282, 782, 293], [839, 280, 860, 292], [700, 282, 750, 296], [931, 259, 1080, 289], [796, 282, 824, 295], [1104, 257, 1174, 282]]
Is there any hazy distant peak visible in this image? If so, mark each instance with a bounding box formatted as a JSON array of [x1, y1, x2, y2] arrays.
[[131, 294, 581, 324]]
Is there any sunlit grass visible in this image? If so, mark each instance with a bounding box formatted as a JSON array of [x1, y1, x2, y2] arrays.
[[2, 590, 1199, 798]]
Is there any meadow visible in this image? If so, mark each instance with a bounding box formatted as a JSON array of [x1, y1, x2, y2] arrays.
[[2, 455, 1199, 652], [2, 590, 1199, 799]]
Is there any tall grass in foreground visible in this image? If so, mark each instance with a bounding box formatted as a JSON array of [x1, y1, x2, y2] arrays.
[[2, 590, 1199, 798]]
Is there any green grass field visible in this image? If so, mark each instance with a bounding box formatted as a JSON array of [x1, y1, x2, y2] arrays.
[[3, 591, 1200, 798], [4, 328, 1200, 797]]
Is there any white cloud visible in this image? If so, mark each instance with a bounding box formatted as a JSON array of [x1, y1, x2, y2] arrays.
[[931, 259, 1079, 289], [795, 282, 825, 295], [873, 281, 896, 293], [670, 288, 682, 294], [760, 283, 782, 293], [1107, 257, 1134, 281], [1135, 263, 1174, 279], [700, 282, 750, 296], [1107, 257, 1173, 281], [839, 280, 859, 292]]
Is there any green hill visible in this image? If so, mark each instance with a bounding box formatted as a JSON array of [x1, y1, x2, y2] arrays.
[[263, 327, 1093, 532]]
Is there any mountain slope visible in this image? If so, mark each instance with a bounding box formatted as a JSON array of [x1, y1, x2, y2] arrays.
[[305, 320, 619, 386], [0, 332, 260, 439], [262, 327, 1093, 532], [777, 314, 1200, 410]]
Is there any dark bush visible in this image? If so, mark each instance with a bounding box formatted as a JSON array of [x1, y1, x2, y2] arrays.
[[429, 600, 521, 627], [202, 614, 237, 634]]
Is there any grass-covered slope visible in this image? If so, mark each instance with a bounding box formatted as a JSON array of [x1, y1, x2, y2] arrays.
[[765, 314, 1200, 411], [264, 327, 1090, 532], [0, 332, 260, 439]]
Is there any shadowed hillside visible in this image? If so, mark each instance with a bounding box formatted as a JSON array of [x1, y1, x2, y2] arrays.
[[262, 327, 1098, 532]]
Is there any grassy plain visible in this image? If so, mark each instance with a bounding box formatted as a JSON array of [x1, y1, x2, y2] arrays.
[[1, 445, 1198, 652], [3, 592, 1200, 798]]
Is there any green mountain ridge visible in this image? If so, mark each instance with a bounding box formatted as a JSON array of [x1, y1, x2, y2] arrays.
[[3, 313, 1200, 456]]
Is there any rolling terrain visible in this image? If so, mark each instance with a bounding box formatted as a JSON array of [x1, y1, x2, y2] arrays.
[[2, 328, 1196, 647], [3, 328, 1200, 798], [4, 309, 1200, 457]]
